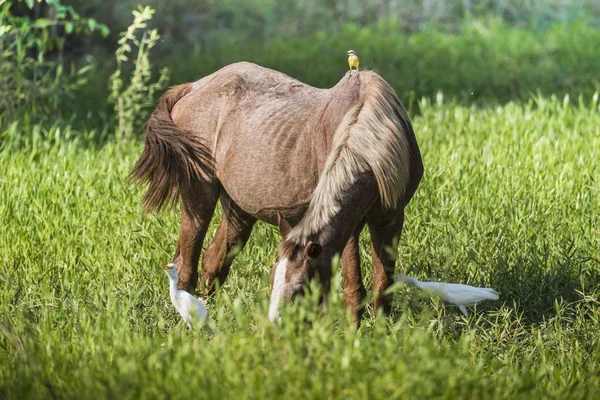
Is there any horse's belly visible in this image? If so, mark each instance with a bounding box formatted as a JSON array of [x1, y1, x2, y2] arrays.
[[219, 175, 316, 224], [217, 156, 319, 225]]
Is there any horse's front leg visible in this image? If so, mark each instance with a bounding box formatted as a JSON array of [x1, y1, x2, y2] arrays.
[[341, 220, 366, 329], [172, 180, 220, 293], [200, 194, 256, 295], [367, 209, 405, 316]]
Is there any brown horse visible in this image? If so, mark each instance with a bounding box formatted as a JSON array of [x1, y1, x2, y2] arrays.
[[131, 62, 422, 326]]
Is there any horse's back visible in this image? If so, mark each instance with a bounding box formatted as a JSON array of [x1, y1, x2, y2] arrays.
[[186, 62, 318, 105], [171, 62, 328, 143]]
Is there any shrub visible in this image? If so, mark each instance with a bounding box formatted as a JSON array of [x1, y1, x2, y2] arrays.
[[0, 0, 108, 127], [108, 5, 169, 140]]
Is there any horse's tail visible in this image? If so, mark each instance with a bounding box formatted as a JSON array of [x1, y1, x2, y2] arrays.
[[129, 83, 214, 213]]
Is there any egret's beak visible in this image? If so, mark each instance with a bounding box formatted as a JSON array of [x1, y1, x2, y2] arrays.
[[163, 265, 171, 270]]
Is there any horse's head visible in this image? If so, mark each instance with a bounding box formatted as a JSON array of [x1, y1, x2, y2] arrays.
[[268, 213, 328, 322]]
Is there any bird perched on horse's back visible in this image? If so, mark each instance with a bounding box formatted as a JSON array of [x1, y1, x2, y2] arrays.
[[395, 273, 499, 316], [347, 50, 360, 73]]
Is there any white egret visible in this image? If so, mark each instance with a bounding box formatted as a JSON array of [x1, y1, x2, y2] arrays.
[[163, 263, 214, 331], [395, 273, 499, 316]]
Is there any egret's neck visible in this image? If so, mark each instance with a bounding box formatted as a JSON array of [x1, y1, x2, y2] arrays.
[[169, 277, 179, 298], [405, 276, 420, 286]]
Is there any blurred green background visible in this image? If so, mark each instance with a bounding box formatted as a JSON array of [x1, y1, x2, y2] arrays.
[[74, 0, 600, 98], [1, 0, 600, 134], [114, 2, 599, 88]]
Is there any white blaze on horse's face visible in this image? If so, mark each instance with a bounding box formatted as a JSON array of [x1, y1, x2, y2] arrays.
[[268, 258, 289, 322], [268, 240, 325, 323]]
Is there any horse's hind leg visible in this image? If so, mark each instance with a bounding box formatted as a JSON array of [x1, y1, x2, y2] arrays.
[[172, 180, 220, 292], [200, 193, 256, 295], [367, 208, 405, 316], [341, 220, 367, 329]]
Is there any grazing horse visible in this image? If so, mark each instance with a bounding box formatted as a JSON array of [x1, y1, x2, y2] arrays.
[[131, 62, 423, 326]]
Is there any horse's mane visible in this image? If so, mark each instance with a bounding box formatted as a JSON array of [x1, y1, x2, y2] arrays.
[[286, 71, 412, 244]]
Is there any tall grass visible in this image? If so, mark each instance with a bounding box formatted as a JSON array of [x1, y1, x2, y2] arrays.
[[1, 94, 599, 398]]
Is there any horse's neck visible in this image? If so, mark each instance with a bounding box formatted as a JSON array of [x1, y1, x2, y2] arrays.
[[313, 90, 363, 168], [290, 171, 378, 252]]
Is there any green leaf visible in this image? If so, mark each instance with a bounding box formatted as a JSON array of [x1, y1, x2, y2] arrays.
[[87, 18, 96, 32], [34, 18, 52, 29], [100, 25, 110, 38], [77, 65, 93, 75], [65, 22, 73, 34], [0, 25, 12, 37], [67, 6, 80, 19], [56, 8, 67, 19]]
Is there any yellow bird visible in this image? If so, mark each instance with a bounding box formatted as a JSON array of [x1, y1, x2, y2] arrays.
[[347, 50, 360, 73]]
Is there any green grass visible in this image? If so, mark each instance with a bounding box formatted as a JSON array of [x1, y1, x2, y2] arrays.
[[1, 94, 599, 399]]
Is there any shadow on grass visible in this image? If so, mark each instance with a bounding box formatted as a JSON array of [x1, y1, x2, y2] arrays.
[[397, 242, 599, 327], [492, 244, 598, 324]]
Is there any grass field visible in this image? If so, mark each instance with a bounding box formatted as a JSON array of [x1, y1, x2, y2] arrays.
[[1, 94, 599, 399]]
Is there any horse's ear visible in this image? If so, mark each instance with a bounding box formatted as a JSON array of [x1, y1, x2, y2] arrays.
[[277, 212, 292, 239], [305, 241, 323, 259]]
